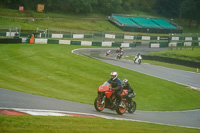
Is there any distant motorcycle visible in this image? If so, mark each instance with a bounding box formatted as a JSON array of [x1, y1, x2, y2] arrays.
[[106, 50, 110, 56], [134, 54, 142, 64], [94, 81, 136, 115], [116, 51, 124, 59]]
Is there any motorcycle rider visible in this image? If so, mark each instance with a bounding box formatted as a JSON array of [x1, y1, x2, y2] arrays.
[[116, 46, 122, 53], [136, 53, 142, 60], [107, 72, 123, 106], [134, 53, 142, 64], [122, 79, 134, 104], [116, 47, 124, 59], [106, 50, 110, 56]]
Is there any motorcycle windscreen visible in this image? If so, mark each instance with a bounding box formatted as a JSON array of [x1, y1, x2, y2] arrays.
[[98, 85, 110, 92]]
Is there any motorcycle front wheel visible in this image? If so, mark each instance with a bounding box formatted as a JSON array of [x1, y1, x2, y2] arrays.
[[128, 100, 136, 114], [134, 58, 136, 63], [94, 96, 105, 112]]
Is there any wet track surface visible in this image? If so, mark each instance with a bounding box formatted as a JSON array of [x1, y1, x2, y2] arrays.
[[74, 47, 200, 89], [0, 46, 200, 129]]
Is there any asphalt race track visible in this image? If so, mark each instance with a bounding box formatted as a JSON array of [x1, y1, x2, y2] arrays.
[[73, 47, 200, 90], [0, 46, 200, 129]]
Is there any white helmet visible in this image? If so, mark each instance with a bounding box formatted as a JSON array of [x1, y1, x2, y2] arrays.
[[110, 72, 118, 80], [122, 79, 128, 86]]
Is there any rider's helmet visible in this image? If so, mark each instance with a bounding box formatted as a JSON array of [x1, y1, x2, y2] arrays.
[[110, 72, 118, 80], [122, 79, 128, 86]]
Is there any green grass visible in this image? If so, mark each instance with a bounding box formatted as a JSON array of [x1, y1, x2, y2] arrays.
[[0, 8, 27, 17], [144, 60, 198, 72], [0, 44, 200, 111], [0, 17, 121, 32], [149, 47, 200, 62], [0, 115, 199, 133], [0, 8, 121, 32]]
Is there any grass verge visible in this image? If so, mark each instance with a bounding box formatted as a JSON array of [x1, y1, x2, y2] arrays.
[[0, 115, 200, 133], [148, 47, 200, 62]]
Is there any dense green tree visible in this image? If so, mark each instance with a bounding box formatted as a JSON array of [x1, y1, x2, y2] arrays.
[[97, 0, 123, 14], [180, 0, 196, 26], [121, 0, 133, 11], [121, 0, 156, 12], [45, 0, 70, 13], [155, 0, 183, 17], [134, 0, 156, 12], [69, 0, 97, 13], [195, 0, 200, 28], [180, 0, 200, 28]]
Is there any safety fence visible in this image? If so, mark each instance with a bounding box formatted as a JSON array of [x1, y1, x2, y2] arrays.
[[23, 38, 136, 47], [0, 31, 200, 48]]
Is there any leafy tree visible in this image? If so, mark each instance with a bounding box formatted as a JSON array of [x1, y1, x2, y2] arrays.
[[155, 0, 183, 17], [45, 0, 70, 13], [121, 0, 133, 11], [180, 0, 196, 26], [195, 0, 200, 28], [180, 0, 200, 28], [69, 0, 97, 13], [135, 0, 156, 12], [97, 0, 123, 14]]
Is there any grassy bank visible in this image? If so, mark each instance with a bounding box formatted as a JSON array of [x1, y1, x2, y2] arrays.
[[0, 115, 199, 133], [0, 8, 199, 33], [0, 44, 200, 111], [148, 47, 200, 62], [0, 8, 121, 32]]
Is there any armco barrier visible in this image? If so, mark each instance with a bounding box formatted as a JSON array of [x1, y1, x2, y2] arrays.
[[142, 55, 200, 68], [92, 42, 102, 46], [0, 31, 199, 48], [48, 39, 59, 44], [0, 32, 6, 36], [24, 38, 136, 47], [0, 38, 22, 44]]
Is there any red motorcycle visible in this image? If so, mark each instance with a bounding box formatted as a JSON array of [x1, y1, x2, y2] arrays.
[[94, 81, 136, 115]]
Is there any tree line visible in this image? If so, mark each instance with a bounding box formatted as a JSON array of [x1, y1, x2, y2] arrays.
[[1, 0, 199, 27]]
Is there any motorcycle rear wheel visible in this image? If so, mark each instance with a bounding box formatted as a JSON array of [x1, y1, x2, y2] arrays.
[[128, 100, 136, 114], [116, 100, 127, 115], [94, 96, 105, 112]]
